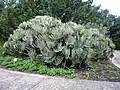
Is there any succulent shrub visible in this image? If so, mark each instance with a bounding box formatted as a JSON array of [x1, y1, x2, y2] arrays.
[[4, 16, 115, 68]]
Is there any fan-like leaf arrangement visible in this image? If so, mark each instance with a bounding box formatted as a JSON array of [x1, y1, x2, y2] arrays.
[[4, 16, 115, 67]]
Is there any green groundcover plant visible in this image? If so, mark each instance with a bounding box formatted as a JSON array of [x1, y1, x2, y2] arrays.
[[4, 16, 115, 68], [0, 55, 76, 78]]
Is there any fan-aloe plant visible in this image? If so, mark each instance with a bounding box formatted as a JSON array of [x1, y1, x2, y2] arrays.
[[4, 16, 115, 68]]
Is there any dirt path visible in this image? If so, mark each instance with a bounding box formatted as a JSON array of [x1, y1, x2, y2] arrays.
[[112, 50, 120, 68], [0, 68, 120, 90]]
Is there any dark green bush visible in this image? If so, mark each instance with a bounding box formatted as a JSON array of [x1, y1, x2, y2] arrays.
[[0, 38, 5, 54], [112, 39, 120, 50]]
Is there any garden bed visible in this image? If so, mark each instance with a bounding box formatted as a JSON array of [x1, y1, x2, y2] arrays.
[[0, 55, 76, 79], [0, 55, 120, 82], [76, 60, 120, 82]]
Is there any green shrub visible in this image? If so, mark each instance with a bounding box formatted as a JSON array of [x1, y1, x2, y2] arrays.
[[4, 16, 115, 68], [0, 38, 5, 54], [112, 38, 120, 50]]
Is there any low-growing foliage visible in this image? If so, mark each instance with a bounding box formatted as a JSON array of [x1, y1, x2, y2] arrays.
[[0, 55, 76, 78], [4, 16, 115, 68]]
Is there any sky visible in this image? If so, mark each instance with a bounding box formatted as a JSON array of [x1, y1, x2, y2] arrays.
[[83, 0, 120, 16]]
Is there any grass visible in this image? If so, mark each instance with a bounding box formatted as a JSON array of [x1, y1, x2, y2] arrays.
[[0, 55, 76, 79]]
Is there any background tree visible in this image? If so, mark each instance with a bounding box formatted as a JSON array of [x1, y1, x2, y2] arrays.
[[109, 16, 120, 49], [0, 0, 117, 40]]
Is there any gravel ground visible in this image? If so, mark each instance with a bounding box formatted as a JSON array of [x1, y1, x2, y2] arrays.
[[0, 68, 120, 90]]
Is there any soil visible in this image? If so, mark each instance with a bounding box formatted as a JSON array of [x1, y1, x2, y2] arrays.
[[76, 60, 120, 82]]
